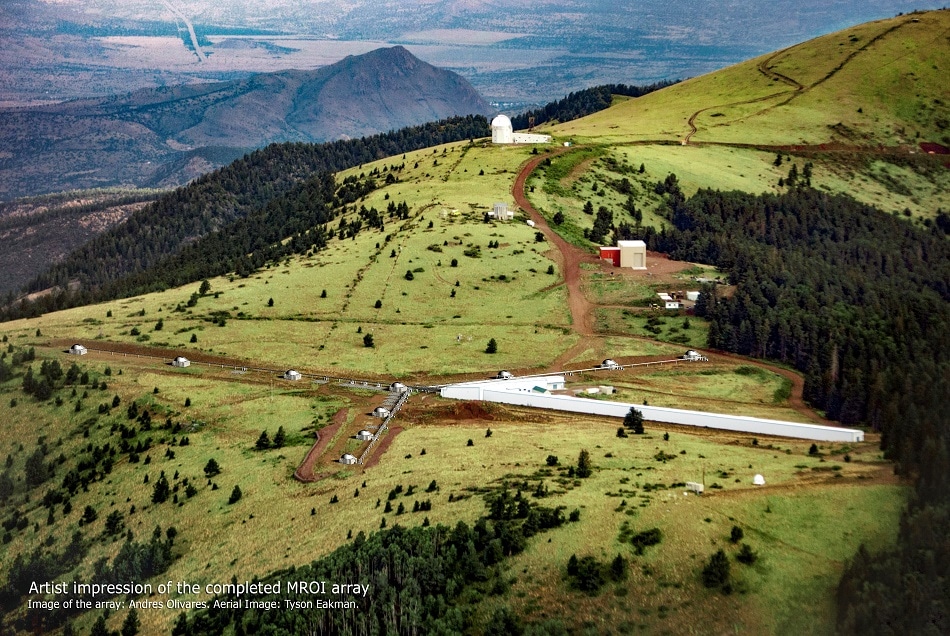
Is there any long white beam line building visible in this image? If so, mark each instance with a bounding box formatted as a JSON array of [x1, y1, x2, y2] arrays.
[[439, 376, 864, 443]]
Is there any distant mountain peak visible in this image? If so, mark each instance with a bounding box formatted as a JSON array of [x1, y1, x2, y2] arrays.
[[0, 47, 493, 199]]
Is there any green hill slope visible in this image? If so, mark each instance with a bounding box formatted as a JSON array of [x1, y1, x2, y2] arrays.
[[1, 12, 947, 636], [555, 10, 949, 147], [537, 10, 949, 220]]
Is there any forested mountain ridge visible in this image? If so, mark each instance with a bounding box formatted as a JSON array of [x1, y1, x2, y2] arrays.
[[5, 115, 489, 317], [0, 46, 492, 199], [642, 183, 950, 632]]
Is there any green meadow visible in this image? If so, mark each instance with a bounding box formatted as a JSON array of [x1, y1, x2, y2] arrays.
[[4, 11, 946, 634], [543, 11, 950, 219]]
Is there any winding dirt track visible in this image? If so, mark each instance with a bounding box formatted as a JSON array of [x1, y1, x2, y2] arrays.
[[685, 18, 910, 143], [294, 408, 349, 482], [512, 150, 598, 335], [511, 153, 831, 425]]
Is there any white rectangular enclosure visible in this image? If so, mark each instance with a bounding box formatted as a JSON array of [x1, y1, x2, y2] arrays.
[[440, 375, 863, 442]]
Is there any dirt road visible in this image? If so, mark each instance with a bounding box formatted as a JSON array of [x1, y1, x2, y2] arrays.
[[512, 151, 598, 335], [512, 152, 830, 425], [294, 408, 349, 482]]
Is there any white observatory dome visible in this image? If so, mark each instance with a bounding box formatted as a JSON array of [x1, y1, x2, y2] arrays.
[[491, 114, 514, 144]]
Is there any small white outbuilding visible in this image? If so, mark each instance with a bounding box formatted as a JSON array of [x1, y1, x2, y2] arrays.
[[283, 369, 302, 381], [69, 344, 88, 355], [753, 474, 766, 486], [491, 202, 513, 221], [356, 430, 374, 441], [340, 454, 358, 465], [389, 382, 408, 393], [172, 356, 190, 368], [373, 407, 391, 418]]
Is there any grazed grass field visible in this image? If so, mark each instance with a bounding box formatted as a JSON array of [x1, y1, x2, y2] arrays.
[[541, 11, 950, 219], [5, 13, 945, 634], [385, 402, 904, 635]]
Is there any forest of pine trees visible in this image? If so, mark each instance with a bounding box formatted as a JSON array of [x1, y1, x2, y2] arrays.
[[1, 115, 489, 320], [174, 489, 570, 635], [643, 184, 949, 631]]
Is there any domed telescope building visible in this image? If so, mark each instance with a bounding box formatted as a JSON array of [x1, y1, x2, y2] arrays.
[[491, 114, 552, 145]]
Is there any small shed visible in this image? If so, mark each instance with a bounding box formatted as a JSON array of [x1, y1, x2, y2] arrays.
[[389, 382, 408, 393], [373, 407, 391, 418], [686, 290, 701, 301], [618, 240, 647, 269], [526, 219, 536, 228], [682, 350, 708, 362], [665, 301, 681, 310], [495, 370, 513, 380], [172, 356, 190, 368], [491, 202, 513, 221], [599, 246, 621, 267], [599, 385, 615, 395], [340, 454, 358, 465], [753, 474, 766, 486], [600, 359, 620, 369], [69, 344, 88, 355], [283, 369, 302, 381], [685, 482, 704, 494], [356, 430, 374, 441]]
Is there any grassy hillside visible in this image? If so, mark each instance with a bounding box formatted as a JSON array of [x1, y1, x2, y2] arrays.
[[5, 12, 948, 635], [554, 11, 949, 146], [542, 10, 950, 219], [0, 350, 905, 634]]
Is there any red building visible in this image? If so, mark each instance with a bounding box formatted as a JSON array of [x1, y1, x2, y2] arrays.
[[599, 246, 621, 266]]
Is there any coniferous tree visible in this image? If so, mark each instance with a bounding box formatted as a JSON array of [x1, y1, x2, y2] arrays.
[[702, 549, 731, 588], [151, 473, 170, 504], [623, 407, 645, 434], [203, 458, 221, 478], [121, 606, 140, 636], [576, 450, 593, 478]]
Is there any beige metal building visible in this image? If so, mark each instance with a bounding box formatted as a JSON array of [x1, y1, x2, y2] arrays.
[[618, 240, 647, 269]]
